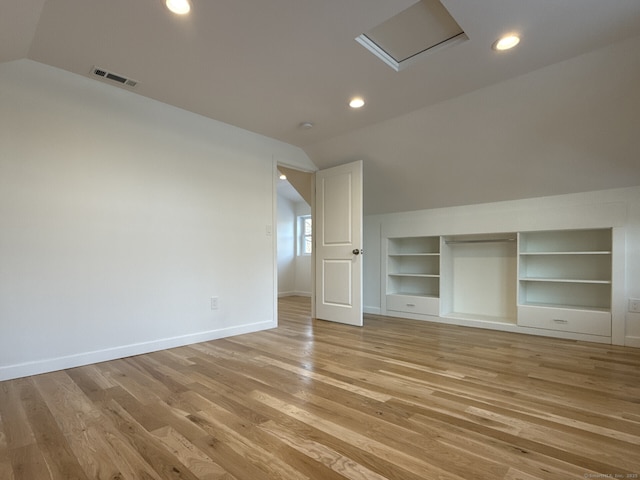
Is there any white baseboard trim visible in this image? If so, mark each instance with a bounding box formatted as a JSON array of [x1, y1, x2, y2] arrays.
[[625, 336, 640, 348], [364, 306, 381, 315], [0, 320, 275, 382], [278, 291, 311, 298]]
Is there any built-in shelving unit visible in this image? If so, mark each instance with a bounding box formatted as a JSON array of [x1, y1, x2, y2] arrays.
[[517, 229, 612, 336], [518, 229, 612, 310], [380, 228, 617, 342], [385, 236, 440, 316]]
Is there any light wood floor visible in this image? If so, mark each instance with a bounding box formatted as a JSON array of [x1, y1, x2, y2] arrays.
[[1, 296, 639, 480]]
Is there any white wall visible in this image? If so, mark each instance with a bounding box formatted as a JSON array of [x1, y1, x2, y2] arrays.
[[0, 60, 316, 380], [276, 195, 312, 297], [294, 202, 312, 296], [277, 195, 296, 296], [364, 186, 640, 347]]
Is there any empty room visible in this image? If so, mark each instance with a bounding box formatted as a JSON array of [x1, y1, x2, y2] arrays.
[[1, 1, 640, 479]]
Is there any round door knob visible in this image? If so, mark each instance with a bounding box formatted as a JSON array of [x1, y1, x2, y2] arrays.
[[353, 249, 361, 255]]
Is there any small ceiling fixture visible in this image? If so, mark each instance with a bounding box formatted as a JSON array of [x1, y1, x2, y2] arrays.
[[165, 0, 191, 15], [493, 34, 520, 51], [279, 174, 287, 180], [299, 122, 314, 129], [349, 97, 365, 109]]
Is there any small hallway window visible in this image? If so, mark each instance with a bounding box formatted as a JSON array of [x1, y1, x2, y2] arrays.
[[298, 215, 312, 255]]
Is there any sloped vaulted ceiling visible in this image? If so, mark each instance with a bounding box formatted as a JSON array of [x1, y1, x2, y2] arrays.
[[2, 0, 640, 214]]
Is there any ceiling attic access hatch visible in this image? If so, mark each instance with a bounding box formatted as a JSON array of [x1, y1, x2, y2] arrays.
[[356, 0, 467, 72]]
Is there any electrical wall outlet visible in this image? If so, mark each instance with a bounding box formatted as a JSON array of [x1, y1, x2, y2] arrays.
[[211, 296, 219, 310], [629, 298, 640, 313]]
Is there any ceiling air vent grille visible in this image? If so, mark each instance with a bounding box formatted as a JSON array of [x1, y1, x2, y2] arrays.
[[91, 66, 138, 87]]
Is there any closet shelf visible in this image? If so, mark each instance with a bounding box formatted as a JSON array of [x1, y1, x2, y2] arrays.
[[389, 253, 440, 257], [518, 301, 610, 313], [519, 277, 611, 284], [389, 292, 439, 299], [389, 273, 440, 278], [520, 251, 611, 256]]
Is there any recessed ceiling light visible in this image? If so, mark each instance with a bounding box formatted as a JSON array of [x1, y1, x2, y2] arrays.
[[299, 122, 314, 129], [493, 34, 520, 51], [165, 0, 191, 15], [279, 174, 287, 180], [349, 97, 365, 109]]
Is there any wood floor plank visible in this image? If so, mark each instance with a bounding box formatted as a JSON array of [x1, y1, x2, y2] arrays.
[[78, 412, 165, 480], [259, 420, 391, 480], [0, 380, 36, 450], [250, 389, 465, 480], [1, 296, 639, 479], [190, 401, 315, 480], [18, 378, 90, 480], [152, 426, 234, 480], [9, 443, 52, 480], [102, 398, 200, 480], [291, 389, 511, 480], [0, 414, 13, 480]]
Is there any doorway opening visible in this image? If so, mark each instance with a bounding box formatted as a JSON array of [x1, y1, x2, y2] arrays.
[[276, 160, 363, 327], [276, 166, 313, 300]]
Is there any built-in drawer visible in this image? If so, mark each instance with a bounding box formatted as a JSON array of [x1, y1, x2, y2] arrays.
[[386, 294, 439, 316], [518, 305, 611, 336]]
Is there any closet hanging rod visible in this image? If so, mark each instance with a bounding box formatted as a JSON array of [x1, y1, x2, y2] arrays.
[[445, 238, 516, 245]]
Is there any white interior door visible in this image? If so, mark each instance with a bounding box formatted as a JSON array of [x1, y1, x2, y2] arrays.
[[314, 160, 363, 326]]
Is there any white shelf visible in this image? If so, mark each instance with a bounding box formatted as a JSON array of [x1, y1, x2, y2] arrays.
[[518, 229, 612, 325], [386, 236, 441, 312], [518, 301, 610, 313], [389, 292, 439, 299], [519, 228, 611, 253], [388, 236, 440, 255], [519, 251, 611, 256], [519, 278, 611, 284], [389, 273, 440, 278], [389, 253, 440, 256]]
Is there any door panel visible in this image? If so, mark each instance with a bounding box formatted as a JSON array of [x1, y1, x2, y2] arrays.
[[322, 173, 352, 244], [315, 160, 363, 326], [322, 259, 352, 306]]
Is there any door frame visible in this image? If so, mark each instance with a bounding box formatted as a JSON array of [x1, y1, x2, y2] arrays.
[[274, 162, 317, 320], [274, 160, 363, 325]]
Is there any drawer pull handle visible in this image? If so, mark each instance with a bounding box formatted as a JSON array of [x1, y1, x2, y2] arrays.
[[406, 303, 416, 307], [553, 319, 568, 324]]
